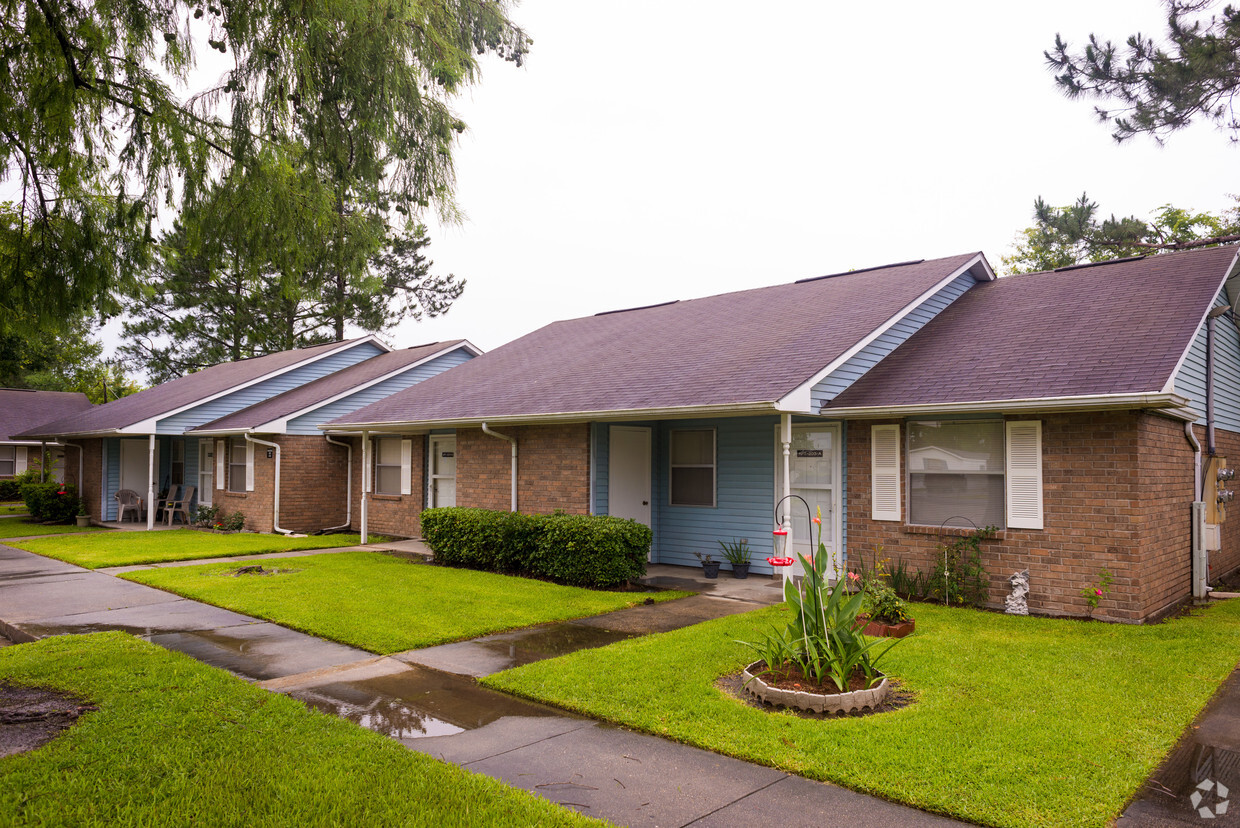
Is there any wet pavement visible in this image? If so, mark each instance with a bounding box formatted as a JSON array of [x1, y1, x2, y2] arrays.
[[1120, 666, 1240, 826], [0, 541, 964, 826]]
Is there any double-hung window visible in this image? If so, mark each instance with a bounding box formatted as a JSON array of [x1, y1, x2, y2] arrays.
[[374, 438, 403, 495], [669, 428, 716, 507], [228, 439, 248, 493], [907, 420, 1006, 529], [0, 446, 14, 477], [170, 440, 185, 487]]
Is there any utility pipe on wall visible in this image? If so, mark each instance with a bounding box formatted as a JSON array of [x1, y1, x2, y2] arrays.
[[1186, 421, 1203, 502], [323, 435, 353, 533], [245, 434, 291, 534], [481, 423, 518, 511]]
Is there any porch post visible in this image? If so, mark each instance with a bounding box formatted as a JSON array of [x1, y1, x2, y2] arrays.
[[39, 440, 47, 482], [360, 430, 370, 545], [146, 434, 156, 530], [781, 413, 792, 559]]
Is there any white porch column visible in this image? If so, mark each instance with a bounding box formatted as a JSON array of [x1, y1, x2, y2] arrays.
[[360, 430, 370, 544], [146, 434, 156, 530], [781, 413, 793, 561]]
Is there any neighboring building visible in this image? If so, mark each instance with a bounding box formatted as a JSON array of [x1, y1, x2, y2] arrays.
[[0, 389, 94, 485], [326, 246, 1240, 623], [18, 337, 478, 531]]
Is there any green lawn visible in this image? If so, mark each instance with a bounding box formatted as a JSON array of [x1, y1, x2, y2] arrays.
[[122, 550, 690, 654], [0, 518, 108, 539], [483, 599, 1240, 828], [10, 528, 367, 568], [0, 502, 29, 516], [0, 633, 602, 827]]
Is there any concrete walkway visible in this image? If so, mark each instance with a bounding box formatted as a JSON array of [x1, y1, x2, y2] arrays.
[[0, 542, 961, 826]]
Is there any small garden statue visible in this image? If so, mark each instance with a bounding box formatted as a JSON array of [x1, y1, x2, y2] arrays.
[[1005, 569, 1030, 615]]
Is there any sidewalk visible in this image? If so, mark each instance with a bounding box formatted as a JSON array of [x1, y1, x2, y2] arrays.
[[0, 542, 961, 826]]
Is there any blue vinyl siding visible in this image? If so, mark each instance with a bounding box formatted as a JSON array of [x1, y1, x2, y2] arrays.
[[286, 348, 475, 434], [592, 422, 609, 515], [1174, 292, 1240, 431], [154, 342, 385, 434], [103, 437, 119, 520], [103, 435, 205, 520], [811, 272, 978, 408]]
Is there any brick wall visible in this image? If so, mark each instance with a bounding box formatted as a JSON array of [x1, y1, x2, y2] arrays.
[[346, 434, 426, 538], [76, 439, 102, 521], [212, 436, 352, 534], [456, 424, 590, 515], [218, 437, 275, 533], [845, 410, 1209, 623]]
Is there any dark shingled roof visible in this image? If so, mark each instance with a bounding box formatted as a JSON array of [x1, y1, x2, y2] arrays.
[[0, 389, 94, 442], [17, 339, 371, 438], [330, 253, 984, 426], [191, 341, 470, 432], [824, 245, 1239, 411]]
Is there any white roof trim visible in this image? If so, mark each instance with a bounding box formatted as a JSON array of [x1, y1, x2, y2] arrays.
[[122, 336, 390, 434], [776, 253, 992, 412], [821, 391, 1192, 420], [190, 341, 482, 435], [1162, 250, 1240, 393], [320, 400, 782, 433]]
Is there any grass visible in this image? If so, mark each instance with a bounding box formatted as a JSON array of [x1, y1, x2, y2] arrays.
[[0, 518, 107, 539], [0, 632, 603, 827], [9, 528, 369, 568], [482, 599, 1240, 828], [0, 501, 29, 515], [122, 550, 690, 654]]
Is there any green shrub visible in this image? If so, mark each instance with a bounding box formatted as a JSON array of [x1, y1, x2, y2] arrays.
[[20, 482, 80, 523], [421, 507, 651, 588], [1, 467, 40, 502]]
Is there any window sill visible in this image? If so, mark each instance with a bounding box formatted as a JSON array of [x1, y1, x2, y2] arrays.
[[902, 524, 1006, 541], [222, 491, 247, 499], [371, 494, 405, 502]]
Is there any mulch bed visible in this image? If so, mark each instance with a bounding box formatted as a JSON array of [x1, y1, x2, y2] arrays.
[[715, 672, 915, 719], [0, 682, 97, 758]]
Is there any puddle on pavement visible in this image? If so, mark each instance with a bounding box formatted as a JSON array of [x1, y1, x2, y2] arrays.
[[1125, 732, 1240, 824], [287, 663, 564, 740], [469, 623, 635, 669]]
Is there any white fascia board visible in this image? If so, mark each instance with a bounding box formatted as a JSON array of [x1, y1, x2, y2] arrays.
[[821, 391, 1192, 420], [777, 254, 989, 412], [318, 400, 782, 433], [124, 336, 390, 435], [256, 342, 482, 434], [1161, 255, 1240, 393]]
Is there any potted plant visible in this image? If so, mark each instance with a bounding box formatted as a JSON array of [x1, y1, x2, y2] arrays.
[[694, 551, 721, 579], [860, 580, 915, 638], [75, 501, 90, 528], [718, 538, 752, 579]]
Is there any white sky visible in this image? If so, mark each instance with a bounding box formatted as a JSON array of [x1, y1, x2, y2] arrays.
[[95, 1, 1238, 364], [383, 0, 1238, 354]]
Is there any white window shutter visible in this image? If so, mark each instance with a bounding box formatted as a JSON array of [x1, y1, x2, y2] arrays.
[[871, 424, 901, 521], [245, 441, 255, 492], [14, 447, 26, 474], [1006, 420, 1043, 530], [400, 438, 413, 495], [215, 441, 225, 487]]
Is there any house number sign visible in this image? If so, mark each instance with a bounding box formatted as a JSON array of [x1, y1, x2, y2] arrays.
[[441, 452, 454, 458], [796, 449, 823, 458]]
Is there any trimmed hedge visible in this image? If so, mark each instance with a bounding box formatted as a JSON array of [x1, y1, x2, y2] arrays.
[[0, 479, 22, 501], [21, 482, 80, 523], [420, 507, 651, 588]]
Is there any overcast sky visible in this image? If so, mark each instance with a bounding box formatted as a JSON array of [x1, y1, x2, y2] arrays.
[[374, 0, 1238, 355]]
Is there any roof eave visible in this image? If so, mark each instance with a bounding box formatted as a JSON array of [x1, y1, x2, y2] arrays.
[[820, 392, 1192, 420], [320, 401, 784, 432]]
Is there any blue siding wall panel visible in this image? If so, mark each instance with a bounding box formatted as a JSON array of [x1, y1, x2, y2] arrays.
[[1174, 292, 1240, 431], [592, 422, 610, 515], [811, 272, 977, 408], [155, 342, 385, 434], [286, 349, 475, 434]]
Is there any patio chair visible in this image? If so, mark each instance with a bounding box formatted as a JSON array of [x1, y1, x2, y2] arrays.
[[115, 489, 143, 522], [165, 485, 196, 526], [154, 485, 178, 523]]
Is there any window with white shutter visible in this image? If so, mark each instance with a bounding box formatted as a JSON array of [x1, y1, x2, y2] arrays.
[[1005, 420, 1043, 530], [871, 424, 901, 521]]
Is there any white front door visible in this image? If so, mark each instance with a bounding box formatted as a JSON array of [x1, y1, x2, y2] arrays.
[[608, 426, 652, 528], [428, 436, 456, 507], [198, 440, 214, 507], [119, 439, 159, 512], [775, 424, 842, 579]]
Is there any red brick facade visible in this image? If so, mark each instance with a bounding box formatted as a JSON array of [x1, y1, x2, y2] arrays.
[[214, 436, 351, 534], [456, 425, 590, 515], [347, 434, 426, 538], [845, 410, 1231, 623]]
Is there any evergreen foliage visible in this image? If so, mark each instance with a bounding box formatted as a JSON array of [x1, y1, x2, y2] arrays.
[[1046, 0, 1240, 143]]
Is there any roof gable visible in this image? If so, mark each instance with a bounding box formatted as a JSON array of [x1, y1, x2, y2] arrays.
[[825, 245, 1239, 413], [329, 253, 987, 427]]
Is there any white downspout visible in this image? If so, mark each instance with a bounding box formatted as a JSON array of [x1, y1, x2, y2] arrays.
[[146, 434, 156, 530], [324, 435, 353, 532], [245, 434, 291, 534], [780, 413, 793, 569], [481, 422, 518, 511], [360, 430, 371, 544], [1186, 421, 1203, 502]]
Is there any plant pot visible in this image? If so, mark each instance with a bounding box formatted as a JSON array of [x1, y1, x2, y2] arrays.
[[701, 562, 721, 579], [730, 563, 751, 579], [75, 514, 90, 527], [741, 661, 889, 714], [859, 617, 916, 638]]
